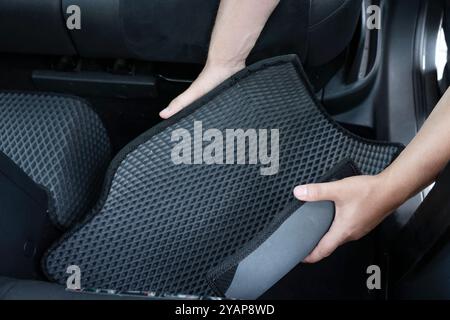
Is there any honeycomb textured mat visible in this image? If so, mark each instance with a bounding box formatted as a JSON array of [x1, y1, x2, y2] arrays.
[[45, 56, 403, 296], [0, 92, 111, 228]]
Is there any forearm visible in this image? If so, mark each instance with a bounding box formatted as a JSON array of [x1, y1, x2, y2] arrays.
[[161, 0, 279, 118], [207, 0, 280, 67], [295, 89, 450, 263], [380, 87, 450, 206]]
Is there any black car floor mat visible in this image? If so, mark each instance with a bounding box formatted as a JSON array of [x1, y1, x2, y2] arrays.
[[0, 92, 111, 228], [44, 55, 403, 296]]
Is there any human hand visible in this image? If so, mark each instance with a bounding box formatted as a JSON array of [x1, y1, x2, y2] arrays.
[[293, 174, 402, 263], [159, 61, 244, 119]]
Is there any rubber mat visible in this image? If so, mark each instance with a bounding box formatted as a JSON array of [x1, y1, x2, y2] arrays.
[[44, 55, 403, 296], [0, 92, 111, 228]]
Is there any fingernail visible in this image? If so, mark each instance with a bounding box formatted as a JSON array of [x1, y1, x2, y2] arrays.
[[303, 256, 312, 264], [293, 186, 308, 199], [159, 108, 170, 119]]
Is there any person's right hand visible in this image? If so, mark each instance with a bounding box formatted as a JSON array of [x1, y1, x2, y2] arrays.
[[293, 174, 403, 263], [159, 61, 244, 119]]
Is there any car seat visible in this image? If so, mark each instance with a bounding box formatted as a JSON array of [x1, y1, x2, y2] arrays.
[[0, 0, 362, 68]]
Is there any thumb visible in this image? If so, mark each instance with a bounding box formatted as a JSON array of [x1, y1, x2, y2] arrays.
[[303, 222, 346, 263], [159, 95, 188, 119], [293, 181, 340, 202]]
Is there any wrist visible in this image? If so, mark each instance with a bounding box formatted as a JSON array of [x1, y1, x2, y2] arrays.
[[205, 56, 246, 72], [374, 170, 411, 212]]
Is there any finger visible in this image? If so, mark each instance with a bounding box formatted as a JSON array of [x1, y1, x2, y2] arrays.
[[293, 181, 340, 202], [303, 224, 346, 263], [159, 94, 191, 119], [160, 84, 202, 119]]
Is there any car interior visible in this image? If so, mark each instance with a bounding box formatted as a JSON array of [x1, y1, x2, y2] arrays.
[[1, 0, 450, 300]]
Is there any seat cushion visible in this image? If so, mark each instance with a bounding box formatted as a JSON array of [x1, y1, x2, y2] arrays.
[[0, 0, 362, 68], [0, 92, 111, 228], [44, 55, 403, 297], [56, 0, 360, 67], [0, 0, 76, 55]]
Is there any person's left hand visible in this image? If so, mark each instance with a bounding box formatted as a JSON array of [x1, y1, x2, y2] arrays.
[[293, 174, 400, 263]]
